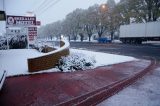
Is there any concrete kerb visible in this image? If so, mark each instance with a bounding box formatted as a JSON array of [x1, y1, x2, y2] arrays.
[[56, 59, 156, 106]]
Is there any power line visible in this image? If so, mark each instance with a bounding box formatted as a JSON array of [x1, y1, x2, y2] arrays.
[[33, 0, 54, 13], [36, 0, 62, 16], [28, 0, 38, 11], [38, 0, 61, 16]]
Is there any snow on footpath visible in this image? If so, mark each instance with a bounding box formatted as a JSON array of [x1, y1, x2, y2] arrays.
[[97, 67, 160, 106], [0, 49, 136, 77]]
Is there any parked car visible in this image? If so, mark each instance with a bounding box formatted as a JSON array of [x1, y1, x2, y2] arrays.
[[98, 37, 111, 43]]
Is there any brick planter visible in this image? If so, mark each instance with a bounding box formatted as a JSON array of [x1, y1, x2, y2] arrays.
[[28, 41, 70, 72]]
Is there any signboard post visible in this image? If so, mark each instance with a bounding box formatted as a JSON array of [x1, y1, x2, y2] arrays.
[[5, 27, 8, 49], [6, 15, 38, 49]]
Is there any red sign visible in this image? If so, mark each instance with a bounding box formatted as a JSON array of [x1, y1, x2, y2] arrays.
[[28, 27, 37, 31], [36, 21, 41, 26], [28, 27, 37, 41], [29, 36, 34, 41], [6, 15, 36, 27]]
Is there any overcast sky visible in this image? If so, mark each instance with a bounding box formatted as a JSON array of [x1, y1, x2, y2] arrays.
[[0, 0, 120, 34], [1, 0, 120, 25]]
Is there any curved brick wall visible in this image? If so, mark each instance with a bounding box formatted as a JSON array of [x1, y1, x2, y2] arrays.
[[28, 40, 70, 72]]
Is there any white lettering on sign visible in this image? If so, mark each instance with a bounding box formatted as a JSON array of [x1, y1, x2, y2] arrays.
[[28, 27, 37, 42], [6, 15, 36, 27], [16, 21, 34, 25]]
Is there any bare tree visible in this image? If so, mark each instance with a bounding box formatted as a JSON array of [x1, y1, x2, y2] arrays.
[[38, 0, 160, 42]]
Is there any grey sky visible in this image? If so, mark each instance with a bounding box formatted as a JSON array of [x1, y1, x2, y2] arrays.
[[1, 0, 120, 25], [0, 0, 120, 34]]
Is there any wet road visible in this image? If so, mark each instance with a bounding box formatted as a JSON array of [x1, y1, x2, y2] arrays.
[[70, 41, 160, 106], [70, 42, 160, 61]]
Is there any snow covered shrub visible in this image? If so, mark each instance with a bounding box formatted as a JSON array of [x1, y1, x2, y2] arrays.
[[34, 41, 55, 53], [57, 52, 96, 72]]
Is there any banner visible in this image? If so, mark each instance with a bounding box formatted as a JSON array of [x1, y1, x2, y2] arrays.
[[6, 15, 36, 27], [5, 28, 28, 49]]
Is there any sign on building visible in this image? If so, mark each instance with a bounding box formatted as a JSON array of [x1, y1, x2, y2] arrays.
[[6, 15, 36, 27]]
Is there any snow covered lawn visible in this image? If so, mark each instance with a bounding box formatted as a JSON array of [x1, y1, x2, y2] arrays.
[[0, 49, 136, 77]]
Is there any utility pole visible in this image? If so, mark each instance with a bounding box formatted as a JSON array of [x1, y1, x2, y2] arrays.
[[2, 0, 6, 11], [3, 0, 9, 49], [3, 0, 5, 10]]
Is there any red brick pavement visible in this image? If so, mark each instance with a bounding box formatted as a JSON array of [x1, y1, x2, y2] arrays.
[[0, 60, 154, 106]]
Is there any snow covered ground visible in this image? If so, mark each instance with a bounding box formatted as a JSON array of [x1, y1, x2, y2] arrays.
[[0, 49, 135, 77], [98, 67, 160, 106], [0, 49, 44, 76], [71, 49, 135, 67]]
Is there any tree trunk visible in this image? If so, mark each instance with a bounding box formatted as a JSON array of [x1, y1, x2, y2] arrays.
[[88, 34, 91, 42], [98, 32, 103, 38], [146, 0, 152, 22], [153, 1, 159, 21], [79, 33, 84, 42], [74, 36, 76, 41], [111, 31, 114, 41], [148, 9, 152, 22], [50, 36, 52, 41], [68, 35, 70, 41]]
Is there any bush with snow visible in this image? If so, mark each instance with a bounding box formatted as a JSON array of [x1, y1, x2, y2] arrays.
[[57, 52, 96, 72], [33, 41, 55, 53]]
